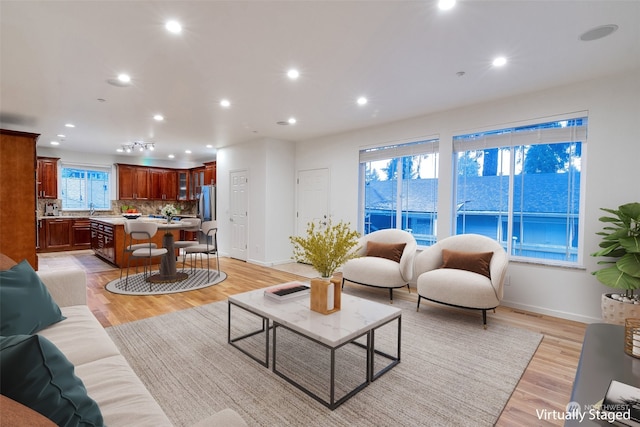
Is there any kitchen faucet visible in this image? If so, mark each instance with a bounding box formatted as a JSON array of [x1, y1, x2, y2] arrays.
[[89, 202, 95, 216]]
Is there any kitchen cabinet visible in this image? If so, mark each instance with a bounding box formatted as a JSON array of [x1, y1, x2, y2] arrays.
[[150, 168, 177, 201], [37, 157, 59, 199], [0, 129, 39, 269], [117, 164, 150, 200], [91, 220, 115, 264], [37, 217, 92, 252], [190, 167, 205, 200], [177, 170, 189, 201], [72, 219, 92, 249], [203, 161, 216, 186], [44, 218, 72, 251]]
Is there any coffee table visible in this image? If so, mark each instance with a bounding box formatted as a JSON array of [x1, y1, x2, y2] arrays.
[[227, 283, 402, 409]]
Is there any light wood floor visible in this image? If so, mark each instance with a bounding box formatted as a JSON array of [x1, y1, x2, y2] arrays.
[[38, 251, 587, 426]]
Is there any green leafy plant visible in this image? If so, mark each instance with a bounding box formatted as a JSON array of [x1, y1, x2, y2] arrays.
[[289, 219, 360, 278], [591, 202, 640, 298]]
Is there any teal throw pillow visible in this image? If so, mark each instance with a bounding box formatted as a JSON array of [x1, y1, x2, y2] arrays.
[[0, 260, 66, 335], [0, 335, 104, 427]]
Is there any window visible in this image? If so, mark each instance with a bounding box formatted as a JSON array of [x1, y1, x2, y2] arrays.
[[61, 164, 111, 210], [453, 116, 587, 265], [359, 138, 439, 246]]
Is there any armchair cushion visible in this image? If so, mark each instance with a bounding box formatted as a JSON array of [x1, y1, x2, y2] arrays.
[[0, 260, 65, 336], [441, 249, 493, 279], [365, 241, 406, 263]]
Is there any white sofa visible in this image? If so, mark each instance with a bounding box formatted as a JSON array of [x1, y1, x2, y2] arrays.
[[36, 268, 246, 427]]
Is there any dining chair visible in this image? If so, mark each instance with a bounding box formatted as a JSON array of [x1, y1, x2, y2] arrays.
[[181, 220, 219, 281], [120, 220, 158, 282], [173, 218, 202, 269], [122, 221, 168, 290]]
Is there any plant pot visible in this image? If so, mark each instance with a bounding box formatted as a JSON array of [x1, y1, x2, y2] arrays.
[[601, 293, 640, 325], [310, 277, 341, 315]]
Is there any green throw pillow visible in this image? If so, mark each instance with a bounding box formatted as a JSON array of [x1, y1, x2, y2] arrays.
[[0, 334, 104, 427], [0, 260, 66, 335]]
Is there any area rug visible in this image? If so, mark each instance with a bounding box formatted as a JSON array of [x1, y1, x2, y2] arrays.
[[104, 269, 227, 295], [106, 290, 542, 426]]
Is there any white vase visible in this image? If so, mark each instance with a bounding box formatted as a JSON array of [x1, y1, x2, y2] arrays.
[[601, 293, 640, 325]]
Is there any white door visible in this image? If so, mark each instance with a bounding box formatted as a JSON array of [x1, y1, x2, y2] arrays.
[[230, 170, 248, 261], [296, 168, 329, 236]]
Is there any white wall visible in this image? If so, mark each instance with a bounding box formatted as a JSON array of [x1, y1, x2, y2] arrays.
[[294, 70, 640, 323], [216, 138, 295, 266]]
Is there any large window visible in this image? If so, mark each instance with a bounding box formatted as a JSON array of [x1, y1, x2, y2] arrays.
[[453, 116, 587, 265], [359, 138, 439, 246], [61, 164, 111, 210]]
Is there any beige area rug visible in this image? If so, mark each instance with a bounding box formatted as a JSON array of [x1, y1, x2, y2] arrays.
[[106, 288, 542, 427]]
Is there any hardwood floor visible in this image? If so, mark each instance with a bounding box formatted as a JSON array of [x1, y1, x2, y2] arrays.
[[39, 251, 587, 426]]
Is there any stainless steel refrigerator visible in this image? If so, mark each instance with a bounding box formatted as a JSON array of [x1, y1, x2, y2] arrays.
[[197, 185, 216, 244]]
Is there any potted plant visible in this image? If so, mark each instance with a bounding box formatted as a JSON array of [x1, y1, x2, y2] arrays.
[[591, 202, 640, 324], [289, 219, 360, 278]]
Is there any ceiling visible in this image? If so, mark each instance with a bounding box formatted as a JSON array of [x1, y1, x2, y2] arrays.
[[1, 1, 639, 164]]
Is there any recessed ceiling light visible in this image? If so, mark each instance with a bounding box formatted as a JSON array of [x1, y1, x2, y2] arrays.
[[65, 123, 75, 128], [185, 150, 192, 154], [438, 0, 456, 11], [492, 56, 507, 67], [288, 117, 297, 125], [580, 24, 618, 41], [220, 99, 231, 108], [168, 154, 175, 159], [206, 144, 213, 148], [287, 69, 300, 80], [57, 134, 65, 138], [357, 97, 368, 106], [50, 141, 59, 145], [153, 114, 164, 121], [117, 73, 131, 83], [116, 148, 124, 153], [165, 20, 182, 34]]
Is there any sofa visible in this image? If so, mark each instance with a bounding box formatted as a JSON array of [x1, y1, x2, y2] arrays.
[[0, 256, 246, 427]]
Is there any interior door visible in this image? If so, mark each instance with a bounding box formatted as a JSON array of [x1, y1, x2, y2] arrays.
[[296, 168, 330, 236], [229, 170, 248, 261]]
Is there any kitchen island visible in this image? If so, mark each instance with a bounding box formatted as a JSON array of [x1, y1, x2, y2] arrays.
[[90, 218, 180, 268]]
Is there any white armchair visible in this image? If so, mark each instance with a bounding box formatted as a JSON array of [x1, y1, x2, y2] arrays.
[[341, 229, 417, 303], [414, 234, 508, 328]]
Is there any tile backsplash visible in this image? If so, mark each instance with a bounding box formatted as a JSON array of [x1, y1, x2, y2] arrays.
[[38, 199, 196, 217]]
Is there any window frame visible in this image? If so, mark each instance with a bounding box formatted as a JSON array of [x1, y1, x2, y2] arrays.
[[60, 162, 112, 211], [359, 137, 440, 247], [452, 113, 588, 267]]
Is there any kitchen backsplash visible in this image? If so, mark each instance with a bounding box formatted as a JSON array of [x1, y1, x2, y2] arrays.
[[38, 200, 196, 217]]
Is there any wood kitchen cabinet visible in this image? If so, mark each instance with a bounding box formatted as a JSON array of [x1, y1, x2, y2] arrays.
[[203, 161, 216, 186], [72, 219, 91, 249], [190, 167, 205, 200], [177, 170, 189, 201], [37, 217, 92, 252], [44, 218, 72, 251], [150, 168, 177, 201], [0, 129, 39, 269], [37, 157, 59, 199], [117, 164, 150, 200], [91, 220, 115, 264]]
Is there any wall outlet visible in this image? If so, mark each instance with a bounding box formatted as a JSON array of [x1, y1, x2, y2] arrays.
[[504, 275, 511, 286]]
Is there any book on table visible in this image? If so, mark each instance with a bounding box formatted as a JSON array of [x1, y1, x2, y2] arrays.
[[264, 282, 310, 301]]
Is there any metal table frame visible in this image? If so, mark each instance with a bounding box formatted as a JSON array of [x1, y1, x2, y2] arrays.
[[227, 299, 401, 409]]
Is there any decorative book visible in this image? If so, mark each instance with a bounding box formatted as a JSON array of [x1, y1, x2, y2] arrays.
[[264, 282, 310, 301], [601, 380, 640, 426]]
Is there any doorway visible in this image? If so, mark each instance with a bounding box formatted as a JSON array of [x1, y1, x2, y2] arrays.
[[296, 168, 329, 236], [229, 170, 248, 261]]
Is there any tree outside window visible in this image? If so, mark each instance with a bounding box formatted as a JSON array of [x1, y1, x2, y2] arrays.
[[454, 117, 586, 264]]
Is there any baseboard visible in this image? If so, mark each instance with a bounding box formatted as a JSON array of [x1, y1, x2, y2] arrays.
[[501, 299, 601, 324]]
